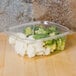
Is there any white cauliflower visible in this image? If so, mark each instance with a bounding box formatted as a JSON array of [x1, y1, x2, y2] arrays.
[[16, 33, 26, 39], [28, 35, 35, 40], [27, 44, 35, 58], [15, 40, 27, 56], [44, 48, 51, 55], [34, 41, 44, 55], [9, 35, 16, 44], [9, 33, 56, 58], [9, 33, 26, 44]]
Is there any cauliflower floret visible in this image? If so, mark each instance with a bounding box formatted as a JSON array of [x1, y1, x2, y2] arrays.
[[9, 35, 16, 44], [15, 40, 27, 56], [16, 33, 26, 39], [34, 41, 45, 55], [28, 35, 35, 40], [25, 40, 33, 44], [27, 44, 35, 58], [9, 33, 26, 45], [36, 52, 43, 55], [44, 48, 51, 55], [36, 47, 45, 55]]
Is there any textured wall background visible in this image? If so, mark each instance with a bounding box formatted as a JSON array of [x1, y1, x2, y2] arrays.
[[69, 0, 76, 31], [0, 0, 33, 31], [0, 0, 76, 31], [33, 0, 76, 31]]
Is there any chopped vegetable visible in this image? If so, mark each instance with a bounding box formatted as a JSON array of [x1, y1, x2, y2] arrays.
[[44, 39, 56, 52], [35, 28, 47, 34], [23, 24, 66, 52], [24, 27, 33, 36], [48, 26, 57, 32], [43, 40, 53, 46], [8, 23, 66, 58], [56, 37, 66, 51]]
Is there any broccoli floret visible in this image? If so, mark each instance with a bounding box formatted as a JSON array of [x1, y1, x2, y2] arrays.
[[50, 43, 56, 52], [35, 28, 47, 34], [34, 24, 47, 34], [33, 25, 49, 39], [47, 26, 60, 35], [48, 26, 57, 32], [24, 27, 33, 36], [43, 40, 53, 45], [56, 37, 66, 51], [45, 40, 56, 52], [49, 32, 56, 36]]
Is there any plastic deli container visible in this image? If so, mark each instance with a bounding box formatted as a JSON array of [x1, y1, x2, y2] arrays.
[[5, 21, 71, 58]]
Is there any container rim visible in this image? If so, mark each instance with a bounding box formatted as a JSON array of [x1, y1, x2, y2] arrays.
[[4, 21, 72, 42]]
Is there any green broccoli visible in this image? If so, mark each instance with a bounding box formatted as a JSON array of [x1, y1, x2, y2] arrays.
[[47, 26, 60, 35], [43, 40, 53, 45], [44, 40, 56, 52], [50, 43, 56, 52], [24, 27, 33, 36], [48, 26, 57, 32], [49, 32, 56, 36], [35, 28, 47, 34], [56, 37, 66, 51]]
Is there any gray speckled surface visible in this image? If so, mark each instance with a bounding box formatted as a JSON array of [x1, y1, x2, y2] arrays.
[[0, 0, 33, 31], [0, 0, 76, 32], [33, 0, 76, 31]]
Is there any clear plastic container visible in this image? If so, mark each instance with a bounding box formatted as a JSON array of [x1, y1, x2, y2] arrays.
[[5, 21, 71, 58]]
